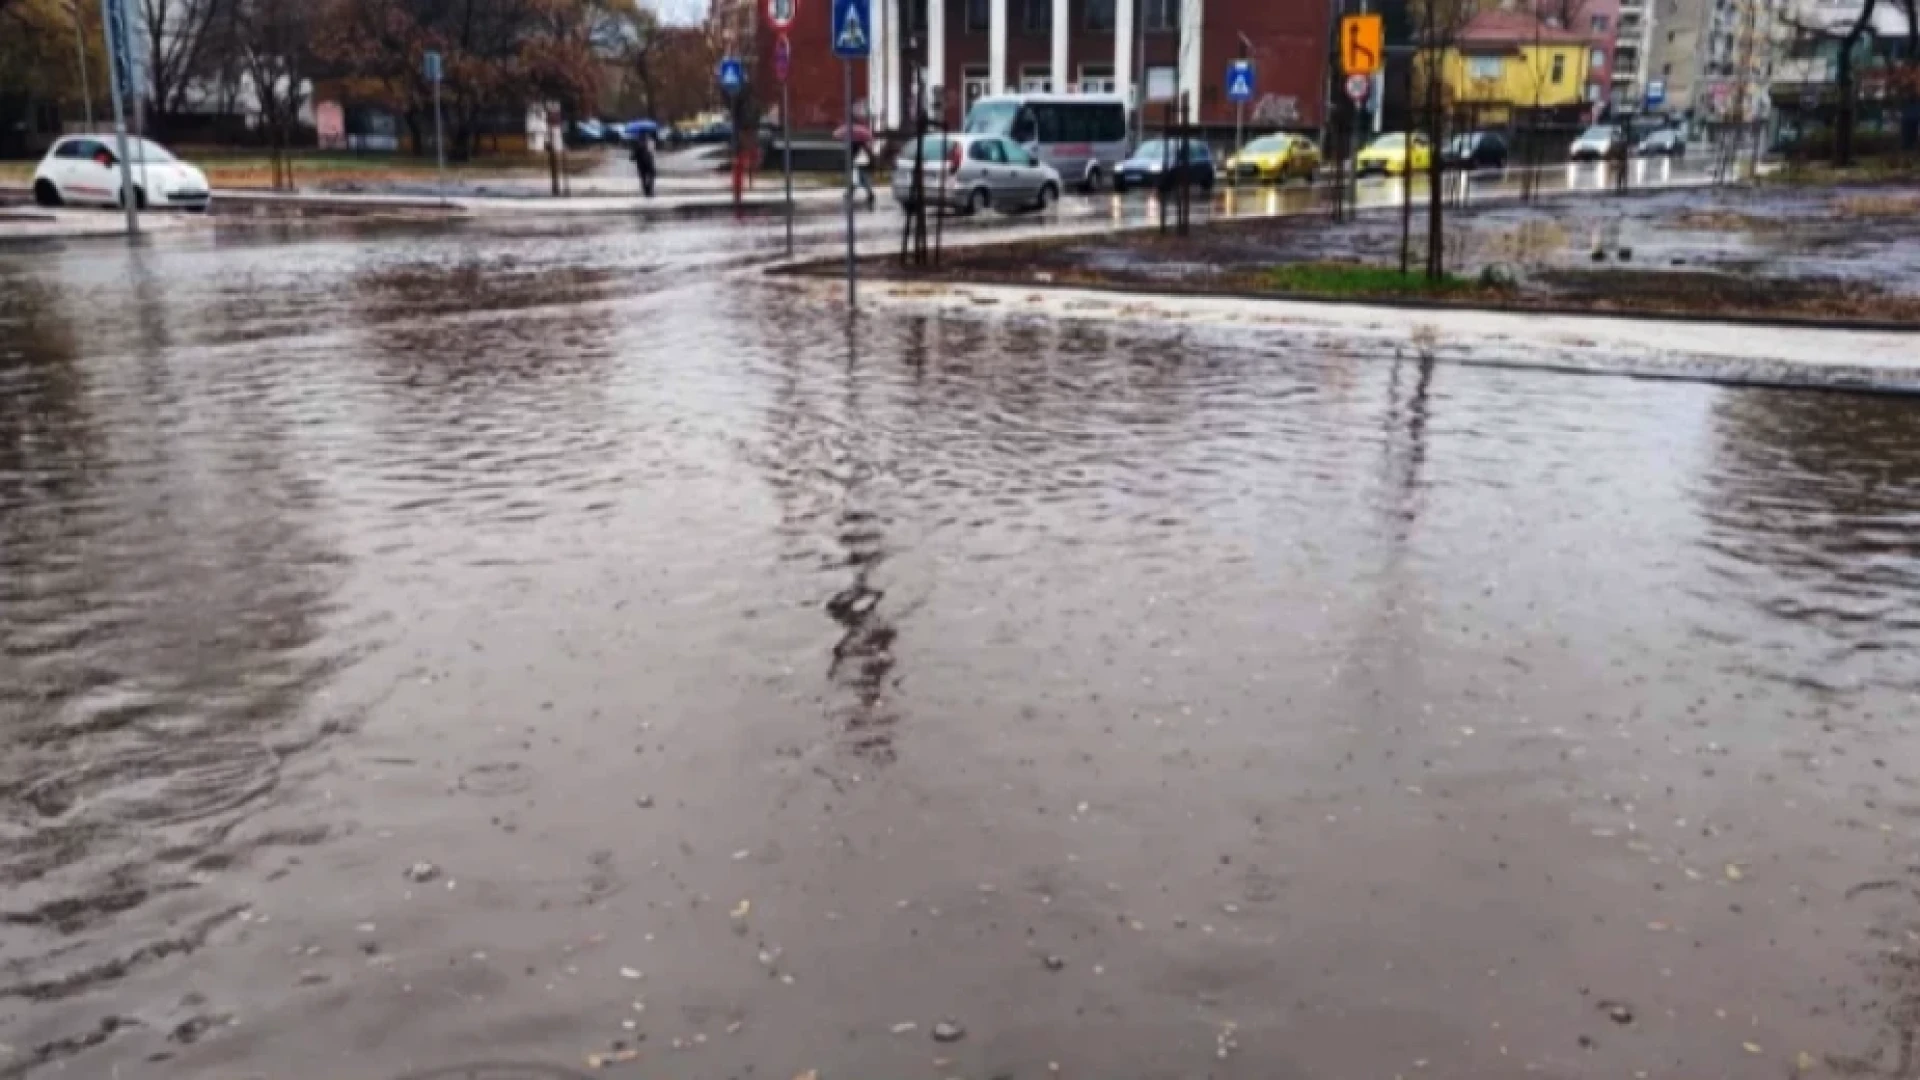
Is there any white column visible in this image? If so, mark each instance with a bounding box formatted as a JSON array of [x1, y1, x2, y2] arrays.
[[989, 0, 1009, 93], [1051, 0, 1070, 91], [868, 0, 888, 125], [928, 0, 946, 114], [1179, 0, 1203, 122], [1115, 0, 1135, 108], [884, 0, 903, 125]]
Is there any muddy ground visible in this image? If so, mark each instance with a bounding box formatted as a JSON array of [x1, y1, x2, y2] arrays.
[[897, 183, 1920, 325]]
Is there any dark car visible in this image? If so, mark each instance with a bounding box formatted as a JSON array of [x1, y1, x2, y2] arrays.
[[1634, 128, 1687, 158], [1114, 139, 1215, 193], [1443, 131, 1508, 170]]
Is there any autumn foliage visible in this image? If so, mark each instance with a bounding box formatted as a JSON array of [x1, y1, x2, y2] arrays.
[[313, 0, 612, 154]]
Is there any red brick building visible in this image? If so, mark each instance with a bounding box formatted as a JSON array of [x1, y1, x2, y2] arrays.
[[714, 0, 1331, 135]]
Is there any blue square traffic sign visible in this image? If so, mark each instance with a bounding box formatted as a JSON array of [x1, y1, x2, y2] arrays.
[[1226, 59, 1256, 103], [832, 0, 871, 58], [718, 56, 745, 94]]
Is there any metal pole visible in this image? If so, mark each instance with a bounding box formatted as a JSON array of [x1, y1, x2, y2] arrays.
[[784, 80, 795, 258], [433, 78, 446, 205], [844, 59, 857, 308], [101, 0, 136, 235], [1235, 101, 1243, 166]]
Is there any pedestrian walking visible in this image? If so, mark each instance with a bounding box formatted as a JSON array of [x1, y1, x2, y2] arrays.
[[849, 139, 876, 209], [632, 132, 657, 198]]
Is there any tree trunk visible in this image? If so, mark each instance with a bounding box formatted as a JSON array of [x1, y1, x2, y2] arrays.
[[1425, 100, 1445, 280], [1836, 35, 1857, 165]]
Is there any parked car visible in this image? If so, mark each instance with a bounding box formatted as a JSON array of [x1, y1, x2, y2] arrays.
[[1634, 128, 1687, 158], [1442, 131, 1508, 170], [32, 135, 210, 211], [573, 119, 607, 143], [1355, 132, 1431, 176], [1570, 124, 1627, 162], [1224, 133, 1322, 184], [1114, 139, 1216, 193], [964, 93, 1130, 192], [891, 133, 1063, 215]]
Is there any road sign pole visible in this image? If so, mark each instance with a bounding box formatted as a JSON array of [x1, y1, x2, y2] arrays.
[[433, 78, 446, 205], [784, 80, 795, 258], [102, 0, 137, 236], [1235, 101, 1244, 168], [844, 58, 857, 308]]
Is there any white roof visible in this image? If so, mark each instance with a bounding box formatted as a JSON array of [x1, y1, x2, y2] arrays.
[[968, 93, 1128, 106]]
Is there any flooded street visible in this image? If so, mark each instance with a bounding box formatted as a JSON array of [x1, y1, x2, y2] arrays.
[[3, 210, 1920, 1080]]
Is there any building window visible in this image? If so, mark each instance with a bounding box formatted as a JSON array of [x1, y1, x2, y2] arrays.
[[1467, 55, 1503, 80], [1591, 47, 1606, 68], [1020, 64, 1052, 91], [1551, 53, 1566, 82], [1145, 0, 1179, 31], [1079, 63, 1116, 92], [1085, 0, 1115, 31], [1590, 13, 1610, 30], [965, 0, 989, 32], [962, 64, 991, 108], [1023, 0, 1050, 32]]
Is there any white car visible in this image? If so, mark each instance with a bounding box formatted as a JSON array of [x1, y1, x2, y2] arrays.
[[32, 136, 211, 212]]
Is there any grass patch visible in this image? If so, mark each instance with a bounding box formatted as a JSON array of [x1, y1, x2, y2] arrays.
[[1266, 262, 1482, 297]]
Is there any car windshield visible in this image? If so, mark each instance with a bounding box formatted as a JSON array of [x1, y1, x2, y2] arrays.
[[1581, 126, 1617, 141], [127, 139, 178, 163], [1134, 140, 1203, 161], [900, 137, 955, 162], [1244, 136, 1288, 153], [1367, 134, 1407, 150], [1448, 134, 1478, 151], [964, 101, 1018, 136]]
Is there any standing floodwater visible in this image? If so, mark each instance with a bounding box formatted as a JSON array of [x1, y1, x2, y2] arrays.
[[2, 220, 1919, 1080]]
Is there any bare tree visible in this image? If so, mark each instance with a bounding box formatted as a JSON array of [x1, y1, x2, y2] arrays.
[[234, 0, 309, 187], [140, 0, 223, 132], [1413, 0, 1478, 279], [1779, 0, 1915, 164]]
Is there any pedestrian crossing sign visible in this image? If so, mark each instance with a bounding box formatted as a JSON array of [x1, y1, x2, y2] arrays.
[[1226, 60, 1255, 103], [833, 0, 871, 57]]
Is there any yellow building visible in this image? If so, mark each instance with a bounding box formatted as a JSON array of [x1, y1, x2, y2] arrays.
[[1430, 10, 1595, 123]]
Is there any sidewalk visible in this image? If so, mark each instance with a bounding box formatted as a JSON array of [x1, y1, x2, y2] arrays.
[[0, 205, 206, 243], [0, 182, 852, 242], [858, 279, 1920, 392]]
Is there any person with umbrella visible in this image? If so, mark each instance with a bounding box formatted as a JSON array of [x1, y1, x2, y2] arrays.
[[839, 122, 876, 209], [629, 120, 659, 197]]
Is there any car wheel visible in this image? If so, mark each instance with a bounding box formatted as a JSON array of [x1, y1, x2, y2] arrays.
[[33, 180, 62, 208], [965, 187, 990, 216], [1035, 182, 1058, 211], [119, 187, 148, 210], [1082, 167, 1105, 194]]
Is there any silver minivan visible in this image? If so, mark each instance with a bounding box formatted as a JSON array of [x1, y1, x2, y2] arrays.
[[891, 134, 1064, 215], [963, 94, 1130, 192]]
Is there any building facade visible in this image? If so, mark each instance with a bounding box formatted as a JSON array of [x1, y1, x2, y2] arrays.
[[716, 0, 1331, 135], [1435, 8, 1596, 121], [1610, 0, 1657, 104]]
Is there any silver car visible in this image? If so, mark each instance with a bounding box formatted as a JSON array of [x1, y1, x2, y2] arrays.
[[890, 134, 1063, 215]]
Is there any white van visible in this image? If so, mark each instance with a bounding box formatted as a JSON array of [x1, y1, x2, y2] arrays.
[[962, 94, 1130, 192]]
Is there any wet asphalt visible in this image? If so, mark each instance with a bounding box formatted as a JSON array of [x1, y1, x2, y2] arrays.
[[2, 175, 1919, 1080]]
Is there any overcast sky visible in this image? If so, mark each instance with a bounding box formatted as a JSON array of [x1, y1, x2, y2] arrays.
[[646, 0, 709, 23]]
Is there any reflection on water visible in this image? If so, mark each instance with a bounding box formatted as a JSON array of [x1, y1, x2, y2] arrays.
[[0, 223, 1916, 1079], [1697, 389, 1920, 694]]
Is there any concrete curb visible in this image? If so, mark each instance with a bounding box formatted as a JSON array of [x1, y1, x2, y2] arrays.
[[836, 279, 1920, 396]]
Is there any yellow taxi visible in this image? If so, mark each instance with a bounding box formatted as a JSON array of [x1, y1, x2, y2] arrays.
[[1223, 134, 1323, 184], [1355, 132, 1432, 177]]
